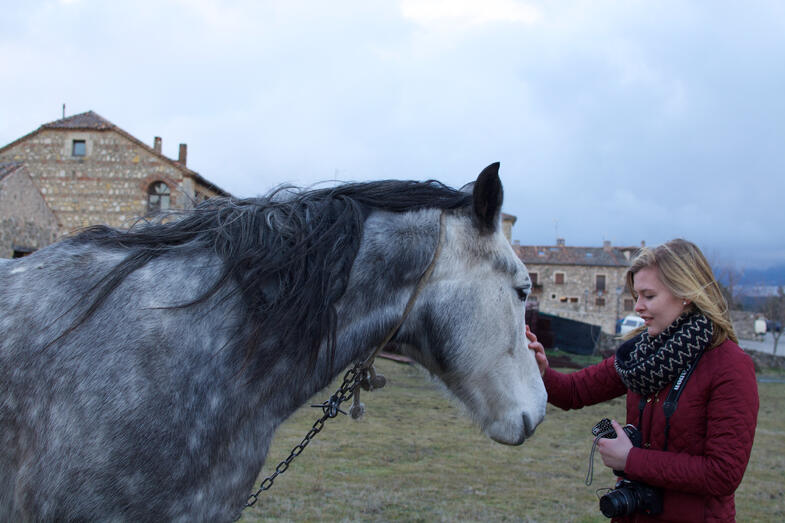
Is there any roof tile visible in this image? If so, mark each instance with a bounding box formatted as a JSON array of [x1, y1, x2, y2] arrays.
[[41, 111, 114, 130], [514, 244, 638, 267]]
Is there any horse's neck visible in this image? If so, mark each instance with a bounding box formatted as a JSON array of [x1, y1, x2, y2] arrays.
[[248, 209, 440, 429], [324, 208, 443, 376]]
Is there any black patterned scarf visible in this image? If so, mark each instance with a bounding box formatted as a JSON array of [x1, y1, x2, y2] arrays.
[[615, 312, 713, 396]]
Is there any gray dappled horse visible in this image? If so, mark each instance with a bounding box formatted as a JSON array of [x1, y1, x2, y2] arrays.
[[0, 163, 546, 521]]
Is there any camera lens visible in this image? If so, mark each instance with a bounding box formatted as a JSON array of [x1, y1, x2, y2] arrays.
[[599, 487, 639, 518]]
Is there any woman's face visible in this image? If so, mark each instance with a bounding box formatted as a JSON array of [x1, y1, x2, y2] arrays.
[[632, 266, 687, 336]]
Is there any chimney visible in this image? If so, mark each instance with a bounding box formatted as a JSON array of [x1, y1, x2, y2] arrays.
[[154, 136, 162, 154], [603, 240, 612, 252], [641, 240, 646, 247], [178, 143, 187, 166], [556, 238, 565, 246]]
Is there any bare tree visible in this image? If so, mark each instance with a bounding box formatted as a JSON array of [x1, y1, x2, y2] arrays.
[[709, 255, 743, 310], [718, 265, 743, 310], [763, 286, 785, 355]]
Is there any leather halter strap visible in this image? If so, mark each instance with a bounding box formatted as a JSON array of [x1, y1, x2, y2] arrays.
[[360, 210, 446, 371]]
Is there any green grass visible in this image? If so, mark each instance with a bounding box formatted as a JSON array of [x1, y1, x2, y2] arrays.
[[238, 358, 784, 522], [545, 348, 603, 368]]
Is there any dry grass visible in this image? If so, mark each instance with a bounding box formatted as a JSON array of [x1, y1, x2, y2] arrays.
[[238, 357, 784, 522]]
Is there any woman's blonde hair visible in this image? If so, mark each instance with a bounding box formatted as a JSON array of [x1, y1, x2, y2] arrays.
[[625, 238, 737, 347]]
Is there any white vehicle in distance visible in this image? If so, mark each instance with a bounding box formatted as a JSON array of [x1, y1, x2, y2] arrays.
[[619, 314, 646, 335]]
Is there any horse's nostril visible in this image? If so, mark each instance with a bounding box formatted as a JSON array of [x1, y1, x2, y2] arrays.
[[522, 413, 536, 438]]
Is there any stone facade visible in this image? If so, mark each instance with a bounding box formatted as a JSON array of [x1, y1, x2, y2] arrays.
[[0, 162, 59, 257], [501, 213, 515, 242], [515, 239, 643, 334], [0, 111, 228, 244]]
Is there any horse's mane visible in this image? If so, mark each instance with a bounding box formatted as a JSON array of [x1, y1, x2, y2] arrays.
[[69, 179, 473, 378]]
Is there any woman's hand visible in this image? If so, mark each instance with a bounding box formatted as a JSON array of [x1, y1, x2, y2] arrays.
[[597, 420, 633, 472], [526, 325, 549, 377]]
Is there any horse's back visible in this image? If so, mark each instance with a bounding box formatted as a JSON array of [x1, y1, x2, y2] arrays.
[[0, 242, 124, 518], [0, 241, 246, 521]]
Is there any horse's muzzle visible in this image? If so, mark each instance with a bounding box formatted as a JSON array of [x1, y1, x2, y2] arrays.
[[486, 410, 541, 446]]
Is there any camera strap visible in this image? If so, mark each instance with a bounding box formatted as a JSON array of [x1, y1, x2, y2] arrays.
[[637, 349, 704, 452]]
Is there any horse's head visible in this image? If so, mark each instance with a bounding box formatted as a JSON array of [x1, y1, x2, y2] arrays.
[[351, 164, 547, 445]]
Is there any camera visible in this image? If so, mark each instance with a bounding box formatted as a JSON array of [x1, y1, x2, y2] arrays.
[[591, 418, 642, 449], [599, 478, 663, 518], [591, 418, 663, 518]]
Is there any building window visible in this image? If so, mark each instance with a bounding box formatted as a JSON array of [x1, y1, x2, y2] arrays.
[[554, 272, 565, 284], [72, 140, 86, 157], [530, 272, 538, 286], [569, 297, 578, 303], [595, 297, 606, 307], [596, 274, 606, 292], [624, 298, 634, 311], [147, 181, 171, 213]]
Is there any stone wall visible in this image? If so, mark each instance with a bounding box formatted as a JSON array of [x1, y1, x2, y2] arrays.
[[0, 164, 59, 257], [743, 349, 785, 372], [731, 310, 758, 340]]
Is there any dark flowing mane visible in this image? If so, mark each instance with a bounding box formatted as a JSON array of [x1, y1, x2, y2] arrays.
[[68, 179, 473, 377]]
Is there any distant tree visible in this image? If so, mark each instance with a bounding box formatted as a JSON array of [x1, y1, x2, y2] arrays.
[[763, 286, 785, 355], [715, 265, 743, 310]]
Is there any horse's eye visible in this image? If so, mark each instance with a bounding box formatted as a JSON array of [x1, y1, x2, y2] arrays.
[[515, 287, 529, 302]]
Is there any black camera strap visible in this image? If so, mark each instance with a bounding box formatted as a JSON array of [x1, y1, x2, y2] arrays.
[[637, 349, 704, 452]]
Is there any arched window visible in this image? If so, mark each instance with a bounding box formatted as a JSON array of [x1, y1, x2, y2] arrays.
[[147, 182, 171, 213]]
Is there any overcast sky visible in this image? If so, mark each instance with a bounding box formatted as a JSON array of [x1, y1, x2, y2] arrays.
[[1, 0, 783, 269]]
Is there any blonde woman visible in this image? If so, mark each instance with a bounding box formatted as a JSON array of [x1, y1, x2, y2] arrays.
[[528, 239, 758, 522]]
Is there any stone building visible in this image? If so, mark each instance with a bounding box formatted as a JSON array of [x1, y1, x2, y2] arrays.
[[501, 213, 516, 242], [514, 239, 643, 334], [0, 110, 229, 254], [0, 162, 59, 258]]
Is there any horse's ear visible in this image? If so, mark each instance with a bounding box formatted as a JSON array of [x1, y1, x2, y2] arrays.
[[472, 162, 503, 235]]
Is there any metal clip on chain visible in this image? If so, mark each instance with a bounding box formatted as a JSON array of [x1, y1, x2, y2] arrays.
[[351, 364, 387, 419]]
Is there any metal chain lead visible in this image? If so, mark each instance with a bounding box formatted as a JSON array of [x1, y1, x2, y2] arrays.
[[240, 362, 365, 515]]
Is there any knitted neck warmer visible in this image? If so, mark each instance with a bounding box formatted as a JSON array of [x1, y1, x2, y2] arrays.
[[615, 312, 713, 396]]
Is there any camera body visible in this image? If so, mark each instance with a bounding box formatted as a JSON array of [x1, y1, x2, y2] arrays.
[[591, 418, 663, 518], [600, 478, 663, 518], [591, 418, 642, 448]]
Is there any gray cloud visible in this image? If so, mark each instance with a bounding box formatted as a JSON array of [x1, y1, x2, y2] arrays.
[[1, 0, 783, 268]]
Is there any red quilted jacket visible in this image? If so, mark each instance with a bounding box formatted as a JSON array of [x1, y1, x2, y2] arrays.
[[544, 339, 758, 522]]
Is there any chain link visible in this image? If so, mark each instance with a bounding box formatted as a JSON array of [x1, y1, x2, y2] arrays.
[[237, 363, 365, 518]]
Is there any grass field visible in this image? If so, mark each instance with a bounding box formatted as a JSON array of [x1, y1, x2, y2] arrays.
[[239, 353, 785, 522]]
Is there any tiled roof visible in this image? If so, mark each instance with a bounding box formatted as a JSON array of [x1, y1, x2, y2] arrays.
[[514, 244, 637, 267], [0, 161, 24, 182], [4, 110, 230, 197], [41, 111, 115, 130]]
